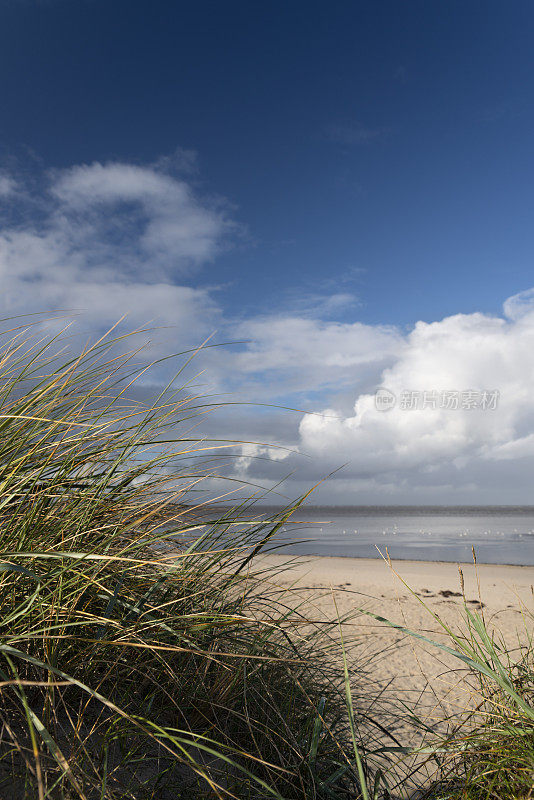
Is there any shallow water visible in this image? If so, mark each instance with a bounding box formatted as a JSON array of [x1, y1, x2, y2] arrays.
[[259, 506, 534, 565]]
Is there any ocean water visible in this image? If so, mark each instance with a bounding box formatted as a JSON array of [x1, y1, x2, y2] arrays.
[[259, 506, 534, 565]]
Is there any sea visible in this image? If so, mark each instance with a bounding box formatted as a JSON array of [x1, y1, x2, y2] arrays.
[[250, 505, 534, 565]]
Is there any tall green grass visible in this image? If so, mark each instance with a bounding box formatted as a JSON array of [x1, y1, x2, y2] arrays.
[[0, 322, 388, 799]]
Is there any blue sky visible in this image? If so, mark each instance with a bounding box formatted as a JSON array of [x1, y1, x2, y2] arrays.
[[2, 1, 534, 503]]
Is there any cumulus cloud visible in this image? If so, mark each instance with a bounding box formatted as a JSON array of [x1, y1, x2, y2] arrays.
[[292, 294, 534, 500]]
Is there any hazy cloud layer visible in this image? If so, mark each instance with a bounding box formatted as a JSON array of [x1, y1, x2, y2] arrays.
[[227, 315, 403, 399]]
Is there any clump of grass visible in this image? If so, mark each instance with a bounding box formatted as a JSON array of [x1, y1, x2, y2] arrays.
[[0, 322, 383, 799], [350, 558, 534, 799], [426, 604, 534, 800]]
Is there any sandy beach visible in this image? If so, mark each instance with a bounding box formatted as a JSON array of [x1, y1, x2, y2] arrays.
[[257, 554, 533, 762], [260, 553, 533, 608]]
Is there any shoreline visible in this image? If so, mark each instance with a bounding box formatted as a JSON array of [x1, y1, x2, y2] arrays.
[[266, 548, 534, 568]]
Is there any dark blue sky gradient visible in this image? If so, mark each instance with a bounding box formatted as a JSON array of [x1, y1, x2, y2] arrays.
[[1, 0, 533, 326]]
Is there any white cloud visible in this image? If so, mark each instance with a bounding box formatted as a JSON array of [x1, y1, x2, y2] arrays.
[[209, 287, 534, 503], [0, 160, 231, 349], [502, 287, 534, 321], [0, 175, 16, 197], [230, 315, 403, 395], [233, 442, 292, 476], [4, 157, 534, 502], [294, 296, 534, 499], [51, 163, 227, 270], [0, 159, 402, 405]]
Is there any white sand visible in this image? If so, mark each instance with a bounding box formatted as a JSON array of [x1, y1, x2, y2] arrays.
[[258, 553, 533, 610], [256, 554, 533, 781]]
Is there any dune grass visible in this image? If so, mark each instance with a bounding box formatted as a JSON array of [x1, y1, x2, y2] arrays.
[[349, 559, 534, 798], [420, 600, 534, 799], [0, 321, 531, 799], [0, 322, 394, 799]]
